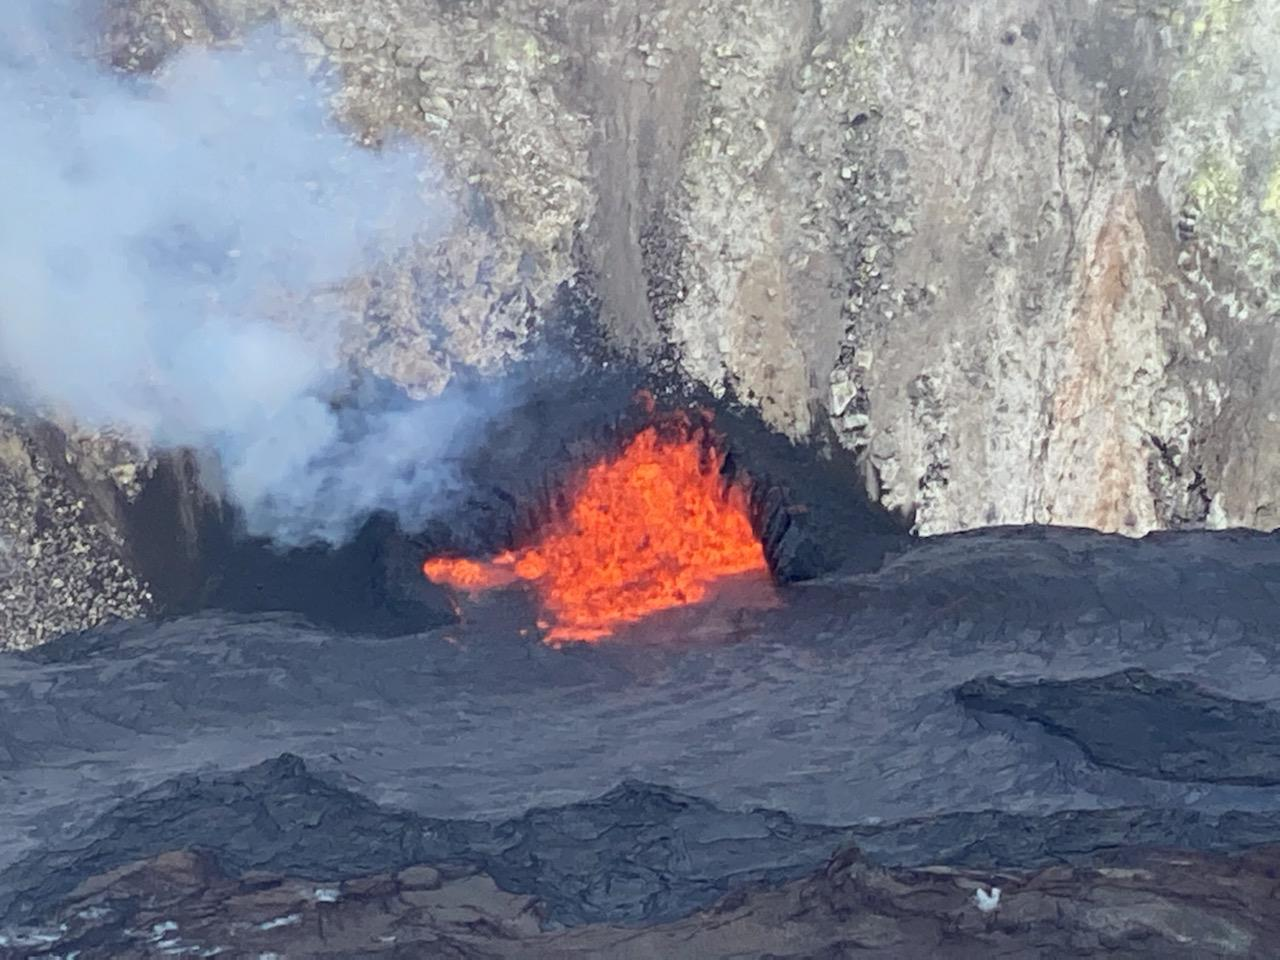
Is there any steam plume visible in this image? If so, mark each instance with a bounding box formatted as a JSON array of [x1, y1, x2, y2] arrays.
[[0, 1, 480, 545]]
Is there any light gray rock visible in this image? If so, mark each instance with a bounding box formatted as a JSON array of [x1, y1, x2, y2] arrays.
[[14, 0, 1280, 647], [0, 411, 151, 651], [98, 0, 1280, 538]]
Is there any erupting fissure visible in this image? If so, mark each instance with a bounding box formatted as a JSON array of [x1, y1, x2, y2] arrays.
[[423, 418, 767, 643]]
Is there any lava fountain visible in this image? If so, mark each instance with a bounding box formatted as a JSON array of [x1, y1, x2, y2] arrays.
[[423, 415, 768, 643]]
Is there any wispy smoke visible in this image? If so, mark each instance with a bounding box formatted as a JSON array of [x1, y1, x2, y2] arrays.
[[0, 2, 485, 545]]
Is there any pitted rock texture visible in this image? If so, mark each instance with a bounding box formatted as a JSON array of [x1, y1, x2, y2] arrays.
[[99, 0, 1280, 538], [958, 668, 1280, 786], [0, 412, 151, 651]]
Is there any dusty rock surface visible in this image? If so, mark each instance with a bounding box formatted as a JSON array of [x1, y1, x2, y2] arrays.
[[97, 0, 1280, 539]]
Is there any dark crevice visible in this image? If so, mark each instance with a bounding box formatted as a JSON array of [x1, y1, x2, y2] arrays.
[[413, 361, 909, 582], [119, 354, 907, 636]]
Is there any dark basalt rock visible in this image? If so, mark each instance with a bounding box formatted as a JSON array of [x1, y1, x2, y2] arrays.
[[123, 362, 906, 633], [457, 779, 857, 927], [459, 783, 1280, 925], [126, 454, 457, 636], [0, 755, 851, 929], [0, 755, 445, 925], [10, 526, 1280, 948], [870, 524, 1280, 624], [715, 408, 907, 579], [9, 753, 1280, 932], [14, 842, 1280, 959], [855, 805, 1280, 869], [956, 669, 1280, 785]]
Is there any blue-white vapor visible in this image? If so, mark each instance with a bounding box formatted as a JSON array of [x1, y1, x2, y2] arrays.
[[0, 2, 483, 545]]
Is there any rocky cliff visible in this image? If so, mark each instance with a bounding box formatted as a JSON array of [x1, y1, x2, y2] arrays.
[[4, 0, 1279, 646], [102, 0, 1280, 537]]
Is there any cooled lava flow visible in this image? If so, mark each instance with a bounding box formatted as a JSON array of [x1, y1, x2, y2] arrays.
[[423, 421, 767, 643]]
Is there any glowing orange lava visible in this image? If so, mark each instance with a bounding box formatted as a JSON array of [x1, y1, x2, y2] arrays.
[[421, 555, 518, 592], [423, 423, 767, 643]]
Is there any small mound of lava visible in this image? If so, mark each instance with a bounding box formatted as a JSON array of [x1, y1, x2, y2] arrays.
[[424, 407, 767, 643]]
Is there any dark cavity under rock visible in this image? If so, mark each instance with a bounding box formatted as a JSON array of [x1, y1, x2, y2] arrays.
[[120, 362, 904, 634], [413, 362, 908, 582], [9, 753, 1280, 931], [125, 454, 455, 636], [957, 669, 1280, 786]]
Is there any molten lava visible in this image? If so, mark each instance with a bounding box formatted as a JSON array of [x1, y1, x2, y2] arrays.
[[421, 556, 518, 592], [423, 423, 767, 643]]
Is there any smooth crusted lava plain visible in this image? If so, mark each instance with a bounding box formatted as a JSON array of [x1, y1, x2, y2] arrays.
[[5, 527, 1280, 956], [958, 669, 1280, 786]]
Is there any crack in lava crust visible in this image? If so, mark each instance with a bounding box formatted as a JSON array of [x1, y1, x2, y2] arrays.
[[424, 423, 768, 643]]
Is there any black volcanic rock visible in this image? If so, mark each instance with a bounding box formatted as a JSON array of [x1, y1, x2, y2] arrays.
[[0, 754, 448, 925], [478, 783, 1280, 924], [461, 779, 856, 927], [854, 805, 1280, 869], [127, 461, 457, 636], [9, 526, 1280, 941], [10, 753, 1280, 933], [956, 669, 1280, 785], [0, 756, 852, 929], [16, 843, 1280, 960]]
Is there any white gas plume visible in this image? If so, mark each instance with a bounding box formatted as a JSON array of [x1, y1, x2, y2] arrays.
[[0, 1, 487, 545]]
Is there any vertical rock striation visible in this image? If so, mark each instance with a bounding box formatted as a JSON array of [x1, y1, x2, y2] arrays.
[[105, 0, 1279, 535], [9, 0, 1280, 644]]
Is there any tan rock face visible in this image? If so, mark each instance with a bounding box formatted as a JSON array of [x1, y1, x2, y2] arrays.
[[0, 412, 152, 650], [99, 0, 1279, 538], [1036, 190, 1168, 534]]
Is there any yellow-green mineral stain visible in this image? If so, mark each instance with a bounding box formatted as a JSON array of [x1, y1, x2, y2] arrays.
[[1190, 0, 1248, 43], [1261, 161, 1280, 218], [1188, 151, 1243, 213]]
